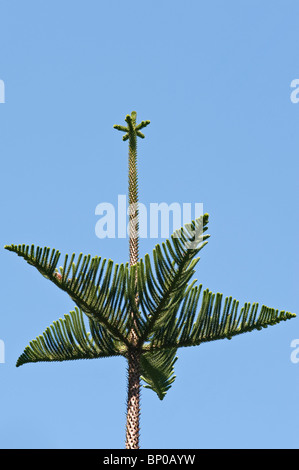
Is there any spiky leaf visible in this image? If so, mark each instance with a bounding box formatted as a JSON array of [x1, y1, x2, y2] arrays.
[[134, 214, 210, 343], [4, 244, 131, 345], [144, 284, 296, 351], [140, 348, 178, 400], [16, 307, 127, 367]]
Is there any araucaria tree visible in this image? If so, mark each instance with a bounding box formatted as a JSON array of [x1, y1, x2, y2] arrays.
[[5, 111, 296, 449]]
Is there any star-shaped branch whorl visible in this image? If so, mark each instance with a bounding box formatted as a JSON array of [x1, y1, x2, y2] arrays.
[[114, 111, 150, 141]]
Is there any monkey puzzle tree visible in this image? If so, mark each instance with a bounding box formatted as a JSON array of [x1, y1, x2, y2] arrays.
[[5, 111, 296, 449]]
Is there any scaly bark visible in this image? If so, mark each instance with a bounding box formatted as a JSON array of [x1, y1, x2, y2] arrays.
[[126, 111, 140, 449], [125, 347, 141, 449], [114, 111, 150, 449]]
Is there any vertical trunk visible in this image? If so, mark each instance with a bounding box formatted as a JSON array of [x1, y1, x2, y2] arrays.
[[125, 347, 141, 449], [115, 111, 149, 449], [126, 111, 140, 449]]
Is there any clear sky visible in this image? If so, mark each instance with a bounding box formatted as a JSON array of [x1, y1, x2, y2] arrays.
[[0, 0, 298, 449]]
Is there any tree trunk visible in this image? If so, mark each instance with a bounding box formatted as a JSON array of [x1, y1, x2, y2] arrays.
[[125, 347, 141, 449], [126, 111, 141, 449]]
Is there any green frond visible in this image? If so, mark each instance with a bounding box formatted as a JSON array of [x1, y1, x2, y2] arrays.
[[114, 111, 150, 141], [140, 348, 178, 400], [135, 214, 210, 344], [4, 244, 132, 346], [16, 307, 127, 367], [144, 285, 296, 351], [113, 124, 128, 132], [136, 131, 145, 139], [135, 120, 150, 131]]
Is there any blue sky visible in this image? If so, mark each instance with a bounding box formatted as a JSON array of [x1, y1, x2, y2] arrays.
[[0, 0, 299, 449]]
